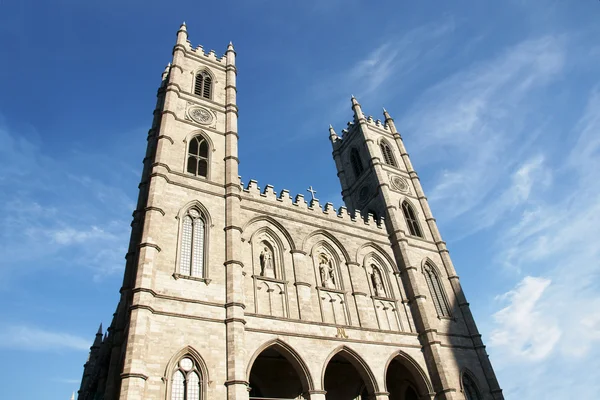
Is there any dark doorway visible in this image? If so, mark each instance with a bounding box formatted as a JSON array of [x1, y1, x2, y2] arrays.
[[324, 353, 370, 400], [386, 357, 423, 400], [249, 346, 306, 399]]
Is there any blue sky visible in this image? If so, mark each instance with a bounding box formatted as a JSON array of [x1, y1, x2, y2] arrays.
[[1, 0, 599, 398]]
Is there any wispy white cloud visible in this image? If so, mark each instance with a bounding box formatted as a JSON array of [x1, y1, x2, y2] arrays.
[[396, 25, 600, 397], [483, 82, 600, 396], [47, 226, 118, 245], [303, 19, 457, 130], [404, 36, 565, 225], [0, 325, 90, 352], [490, 276, 561, 362], [0, 118, 135, 284]]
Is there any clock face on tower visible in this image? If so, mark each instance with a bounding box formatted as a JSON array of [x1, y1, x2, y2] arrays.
[[188, 106, 214, 125]]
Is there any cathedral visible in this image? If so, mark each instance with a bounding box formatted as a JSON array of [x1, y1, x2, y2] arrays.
[[77, 24, 503, 400]]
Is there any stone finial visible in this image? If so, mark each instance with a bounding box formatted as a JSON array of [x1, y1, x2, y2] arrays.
[[350, 95, 364, 121], [70, 392, 75, 400], [329, 125, 341, 145], [92, 323, 103, 348], [227, 41, 235, 52], [161, 62, 171, 82], [383, 107, 398, 133], [177, 22, 188, 45], [383, 107, 393, 121]]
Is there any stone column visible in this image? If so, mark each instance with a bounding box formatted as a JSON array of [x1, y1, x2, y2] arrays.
[[308, 390, 327, 400], [374, 392, 390, 400], [348, 262, 377, 328], [292, 250, 317, 321]]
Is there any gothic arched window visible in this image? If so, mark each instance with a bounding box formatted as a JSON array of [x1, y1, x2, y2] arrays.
[[187, 135, 209, 178], [350, 148, 364, 179], [194, 71, 212, 99], [379, 141, 397, 167], [179, 208, 206, 278], [462, 373, 482, 400], [170, 357, 203, 400], [401, 201, 423, 238], [423, 263, 451, 318]]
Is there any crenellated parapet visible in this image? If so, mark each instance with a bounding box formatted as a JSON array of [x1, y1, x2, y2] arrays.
[[240, 178, 384, 230], [185, 42, 226, 63], [174, 22, 228, 65]]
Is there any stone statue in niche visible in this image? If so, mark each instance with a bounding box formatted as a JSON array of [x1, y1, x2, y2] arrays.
[[371, 266, 385, 297], [319, 256, 336, 289], [260, 246, 275, 278]]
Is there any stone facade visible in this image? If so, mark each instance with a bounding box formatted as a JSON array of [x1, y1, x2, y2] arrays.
[[77, 24, 503, 400]]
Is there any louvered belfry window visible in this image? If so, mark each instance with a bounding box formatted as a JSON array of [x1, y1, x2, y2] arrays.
[[380, 141, 397, 166], [194, 71, 212, 99], [462, 373, 482, 400], [187, 136, 209, 177], [423, 264, 451, 318], [350, 148, 364, 179], [179, 209, 205, 278], [401, 201, 423, 237]]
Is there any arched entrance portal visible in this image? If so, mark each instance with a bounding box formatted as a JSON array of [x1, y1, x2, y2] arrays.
[[385, 353, 432, 400], [248, 343, 311, 400], [323, 349, 376, 400]]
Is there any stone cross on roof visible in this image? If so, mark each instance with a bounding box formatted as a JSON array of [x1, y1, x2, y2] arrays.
[[307, 186, 318, 201]]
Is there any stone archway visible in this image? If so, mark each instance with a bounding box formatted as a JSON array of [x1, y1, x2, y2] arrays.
[[385, 352, 433, 400], [248, 341, 313, 399], [322, 347, 377, 400]]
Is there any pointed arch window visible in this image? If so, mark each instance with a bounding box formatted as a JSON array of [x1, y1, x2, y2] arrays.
[[350, 148, 364, 179], [401, 201, 423, 238], [194, 71, 212, 99], [423, 263, 451, 318], [380, 141, 397, 167], [179, 208, 206, 278], [462, 373, 482, 400], [187, 136, 209, 178], [170, 357, 202, 400]]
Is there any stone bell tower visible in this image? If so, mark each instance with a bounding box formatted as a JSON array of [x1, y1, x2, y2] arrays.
[[77, 23, 245, 400], [329, 97, 504, 399]]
